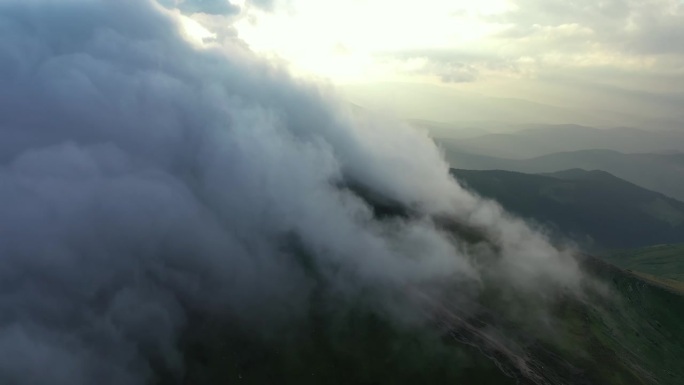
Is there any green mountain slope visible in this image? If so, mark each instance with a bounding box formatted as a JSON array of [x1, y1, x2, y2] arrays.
[[603, 244, 684, 283], [178, 249, 684, 385], [145, 173, 684, 385], [174, 188, 684, 385], [450, 168, 684, 251]]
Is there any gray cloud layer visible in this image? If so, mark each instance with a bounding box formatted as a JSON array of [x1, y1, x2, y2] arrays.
[[159, 0, 239, 15], [0, 1, 584, 384], [158, 0, 277, 15]]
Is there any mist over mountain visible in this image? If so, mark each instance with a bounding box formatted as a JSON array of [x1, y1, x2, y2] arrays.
[[0, 1, 598, 384], [342, 82, 684, 131]]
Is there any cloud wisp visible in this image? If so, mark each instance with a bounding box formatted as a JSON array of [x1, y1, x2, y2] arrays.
[[0, 1, 587, 383]]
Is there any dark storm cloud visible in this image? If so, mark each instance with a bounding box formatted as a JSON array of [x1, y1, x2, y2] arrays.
[[0, 0, 585, 384]]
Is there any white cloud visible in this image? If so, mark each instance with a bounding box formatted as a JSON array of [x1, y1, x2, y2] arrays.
[[0, 1, 587, 383]]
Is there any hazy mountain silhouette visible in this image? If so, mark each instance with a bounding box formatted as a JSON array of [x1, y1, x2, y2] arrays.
[[437, 125, 684, 159], [344, 82, 684, 130]]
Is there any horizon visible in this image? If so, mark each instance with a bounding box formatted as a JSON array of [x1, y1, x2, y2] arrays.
[[206, 0, 684, 130]]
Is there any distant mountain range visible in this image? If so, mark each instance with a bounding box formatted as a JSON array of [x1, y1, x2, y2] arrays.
[[451, 168, 684, 251], [408, 119, 493, 139], [437, 124, 684, 159], [343, 81, 684, 130], [445, 149, 684, 202]]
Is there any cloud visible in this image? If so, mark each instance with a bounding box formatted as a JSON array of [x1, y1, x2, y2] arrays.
[[158, 0, 239, 15], [378, 1, 684, 84], [409, 58, 480, 83], [249, 0, 277, 11], [0, 0, 586, 383], [157, 0, 280, 16], [363, 0, 684, 127], [373, 50, 526, 84], [492, 0, 684, 57]]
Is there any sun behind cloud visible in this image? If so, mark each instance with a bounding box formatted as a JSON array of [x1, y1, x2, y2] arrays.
[[234, 0, 513, 82], [179, 13, 217, 44]]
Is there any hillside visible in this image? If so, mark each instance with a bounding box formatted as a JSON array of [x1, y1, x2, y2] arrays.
[[444, 149, 684, 202], [176, 184, 684, 385], [181, 240, 684, 385], [450, 168, 684, 250], [177, 172, 684, 385], [603, 244, 684, 283]]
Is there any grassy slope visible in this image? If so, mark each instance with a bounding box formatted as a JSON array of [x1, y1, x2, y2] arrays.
[[176, 255, 684, 385], [603, 244, 684, 283], [580, 257, 684, 384], [450, 169, 684, 251], [170, 183, 684, 385], [633, 272, 684, 295]]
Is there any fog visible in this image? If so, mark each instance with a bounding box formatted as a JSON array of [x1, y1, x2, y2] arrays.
[[0, 1, 585, 383]]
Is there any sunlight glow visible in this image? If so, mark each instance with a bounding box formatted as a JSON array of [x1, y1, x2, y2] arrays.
[[234, 0, 513, 82], [179, 14, 216, 45]]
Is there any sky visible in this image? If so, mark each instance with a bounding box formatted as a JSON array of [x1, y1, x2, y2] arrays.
[[178, 0, 684, 129]]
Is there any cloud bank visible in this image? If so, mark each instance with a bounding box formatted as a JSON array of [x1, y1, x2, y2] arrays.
[[0, 0, 585, 383]]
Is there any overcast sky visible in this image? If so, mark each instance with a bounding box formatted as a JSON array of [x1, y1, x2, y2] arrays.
[[178, 0, 684, 128]]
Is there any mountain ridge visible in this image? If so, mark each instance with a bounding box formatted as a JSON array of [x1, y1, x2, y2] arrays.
[[437, 124, 684, 159], [444, 149, 684, 202], [451, 168, 684, 250]]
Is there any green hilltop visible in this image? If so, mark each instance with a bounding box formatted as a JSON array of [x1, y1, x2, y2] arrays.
[[451, 168, 684, 251]]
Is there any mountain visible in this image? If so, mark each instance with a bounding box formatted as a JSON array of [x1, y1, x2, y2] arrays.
[[437, 125, 684, 159], [407, 119, 493, 139], [174, 178, 684, 385], [603, 244, 684, 283], [444, 149, 684, 202], [450, 168, 684, 251], [341, 82, 684, 130], [182, 256, 684, 385], [181, 232, 684, 385], [342, 83, 619, 128]]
